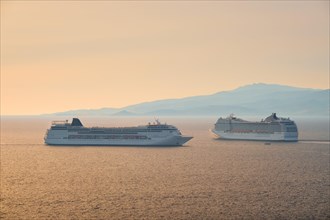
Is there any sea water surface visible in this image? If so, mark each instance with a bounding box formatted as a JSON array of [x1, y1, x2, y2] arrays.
[[1, 117, 329, 219]]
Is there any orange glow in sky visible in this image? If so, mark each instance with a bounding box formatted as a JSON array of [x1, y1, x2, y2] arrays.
[[1, 1, 329, 115]]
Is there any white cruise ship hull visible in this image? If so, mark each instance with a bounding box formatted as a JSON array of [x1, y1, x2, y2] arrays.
[[211, 129, 298, 142], [44, 118, 193, 146], [45, 135, 193, 146]]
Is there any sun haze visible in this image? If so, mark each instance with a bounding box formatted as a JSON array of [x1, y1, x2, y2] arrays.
[[1, 1, 329, 115]]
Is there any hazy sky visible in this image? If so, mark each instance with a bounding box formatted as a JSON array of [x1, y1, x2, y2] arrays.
[[1, 1, 329, 115]]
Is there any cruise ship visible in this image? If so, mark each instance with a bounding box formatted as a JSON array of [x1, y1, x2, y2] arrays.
[[211, 113, 298, 141], [44, 118, 193, 146]]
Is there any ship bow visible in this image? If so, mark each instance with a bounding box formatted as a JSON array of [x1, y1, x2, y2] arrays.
[[178, 136, 193, 145]]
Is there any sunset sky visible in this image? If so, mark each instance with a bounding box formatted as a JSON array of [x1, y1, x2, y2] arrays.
[[1, 1, 329, 115]]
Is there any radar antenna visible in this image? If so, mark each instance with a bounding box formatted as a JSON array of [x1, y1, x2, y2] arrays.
[[154, 118, 161, 125]]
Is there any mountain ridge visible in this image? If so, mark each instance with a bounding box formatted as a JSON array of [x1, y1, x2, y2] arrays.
[[45, 83, 329, 116]]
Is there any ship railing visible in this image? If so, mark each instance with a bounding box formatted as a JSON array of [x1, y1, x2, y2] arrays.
[[51, 120, 69, 125]]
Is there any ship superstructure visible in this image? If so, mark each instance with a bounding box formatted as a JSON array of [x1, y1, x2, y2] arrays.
[[45, 118, 193, 146], [211, 113, 298, 141]]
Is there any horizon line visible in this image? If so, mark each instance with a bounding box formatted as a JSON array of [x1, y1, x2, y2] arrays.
[[1, 82, 329, 116]]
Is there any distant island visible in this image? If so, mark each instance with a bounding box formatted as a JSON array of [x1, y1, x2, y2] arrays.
[[47, 83, 329, 117]]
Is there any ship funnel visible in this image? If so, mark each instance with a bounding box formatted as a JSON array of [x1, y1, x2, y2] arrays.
[[272, 113, 278, 119], [71, 118, 83, 126]]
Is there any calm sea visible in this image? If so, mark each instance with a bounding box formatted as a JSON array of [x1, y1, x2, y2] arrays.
[[1, 117, 329, 219]]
